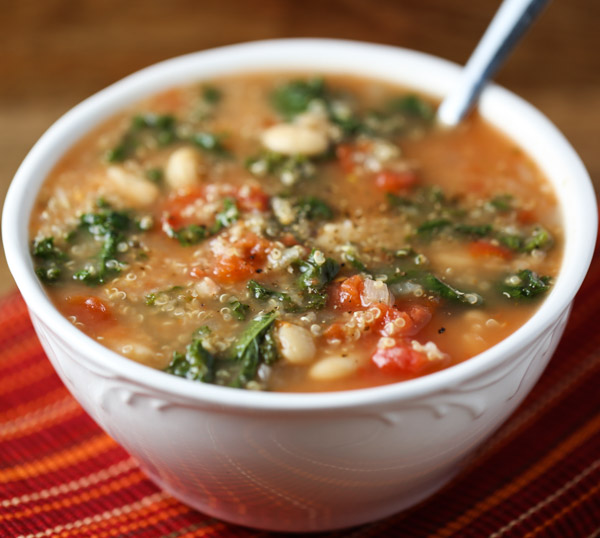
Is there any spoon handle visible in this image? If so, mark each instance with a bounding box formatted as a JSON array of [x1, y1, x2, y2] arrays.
[[437, 0, 550, 127]]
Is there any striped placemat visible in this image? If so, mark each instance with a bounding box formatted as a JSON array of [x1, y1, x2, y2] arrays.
[[1, 250, 599, 537]]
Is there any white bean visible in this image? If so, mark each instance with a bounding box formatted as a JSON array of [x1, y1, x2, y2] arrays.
[[309, 356, 358, 381], [106, 166, 159, 207], [165, 147, 203, 190], [277, 322, 316, 365], [261, 123, 329, 156]]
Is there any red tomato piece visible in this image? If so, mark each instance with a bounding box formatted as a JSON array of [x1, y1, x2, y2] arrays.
[[371, 340, 430, 375], [323, 323, 346, 342], [468, 240, 513, 260], [517, 208, 537, 224], [280, 233, 299, 247], [374, 170, 418, 193], [336, 143, 357, 175], [160, 187, 205, 230], [189, 266, 208, 279], [236, 185, 270, 212], [212, 234, 271, 283], [329, 275, 364, 311], [405, 304, 433, 336], [64, 296, 113, 326], [369, 303, 431, 337]]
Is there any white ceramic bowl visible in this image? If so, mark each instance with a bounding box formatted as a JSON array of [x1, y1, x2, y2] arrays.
[[3, 39, 596, 532]]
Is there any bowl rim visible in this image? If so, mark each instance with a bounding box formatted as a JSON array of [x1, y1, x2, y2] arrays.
[[3, 38, 597, 412]]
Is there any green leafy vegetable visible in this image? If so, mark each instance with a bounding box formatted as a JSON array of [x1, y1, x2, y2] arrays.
[[416, 218, 452, 237], [166, 198, 239, 246], [271, 78, 364, 137], [454, 224, 493, 237], [165, 330, 216, 382], [229, 299, 250, 321], [422, 274, 484, 306], [165, 312, 279, 389], [386, 192, 416, 209], [497, 233, 524, 251], [211, 198, 239, 233], [75, 207, 135, 285], [246, 151, 316, 185], [191, 132, 229, 156], [294, 196, 333, 221], [202, 85, 222, 104], [247, 280, 302, 313], [364, 94, 436, 136], [387, 94, 435, 121], [145, 167, 163, 183], [271, 78, 327, 120], [229, 311, 279, 387], [32, 237, 67, 283], [488, 194, 513, 212], [171, 225, 208, 246], [107, 114, 178, 162], [297, 250, 340, 291], [500, 270, 552, 299], [496, 227, 553, 253], [344, 252, 369, 273], [523, 226, 552, 252]]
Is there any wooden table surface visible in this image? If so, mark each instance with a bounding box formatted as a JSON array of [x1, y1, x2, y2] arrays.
[[1, 0, 598, 295]]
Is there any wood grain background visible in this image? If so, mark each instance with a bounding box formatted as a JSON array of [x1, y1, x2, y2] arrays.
[[1, 0, 598, 294]]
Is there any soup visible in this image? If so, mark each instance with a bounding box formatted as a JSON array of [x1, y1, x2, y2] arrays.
[[29, 74, 562, 392]]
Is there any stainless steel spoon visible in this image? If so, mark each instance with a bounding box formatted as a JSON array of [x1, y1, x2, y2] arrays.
[[437, 0, 550, 127]]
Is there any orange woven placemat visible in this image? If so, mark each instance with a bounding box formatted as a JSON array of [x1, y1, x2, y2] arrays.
[[1, 252, 599, 536]]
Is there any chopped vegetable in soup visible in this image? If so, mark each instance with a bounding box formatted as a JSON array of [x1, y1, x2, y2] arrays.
[[30, 74, 562, 392]]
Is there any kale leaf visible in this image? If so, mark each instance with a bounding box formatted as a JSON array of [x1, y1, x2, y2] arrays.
[[74, 207, 135, 285], [229, 311, 279, 387], [294, 196, 333, 221], [247, 280, 302, 313], [32, 237, 67, 283], [165, 331, 216, 382], [166, 198, 239, 246], [500, 270, 552, 299], [271, 78, 327, 120], [296, 250, 340, 291], [229, 299, 250, 321], [107, 113, 177, 162]]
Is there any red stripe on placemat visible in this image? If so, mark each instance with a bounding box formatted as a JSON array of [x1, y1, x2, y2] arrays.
[[1, 253, 600, 538]]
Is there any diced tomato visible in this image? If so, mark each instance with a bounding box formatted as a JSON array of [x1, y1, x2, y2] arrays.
[[160, 187, 205, 230], [371, 339, 430, 375], [236, 185, 269, 212], [329, 275, 364, 311], [374, 170, 418, 193], [150, 88, 184, 113], [212, 234, 271, 283], [517, 208, 537, 224], [280, 233, 299, 247], [468, 239, 513, 260], [189, 266, 208, 279], [323, 323, 346, 342], [64, 296, 114, 326], [370, 302, 431, 336], [405, 304, 433, 336], [336, 143, 356, 175]]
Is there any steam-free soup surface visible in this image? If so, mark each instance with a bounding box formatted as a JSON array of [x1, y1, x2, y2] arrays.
[[30, 74, 562, 392]]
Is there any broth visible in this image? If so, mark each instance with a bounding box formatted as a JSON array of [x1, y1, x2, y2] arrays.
[[30, 73, 562, 392]]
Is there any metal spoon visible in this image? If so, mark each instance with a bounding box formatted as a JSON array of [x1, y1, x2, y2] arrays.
[[437, 0, 550, 127]]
